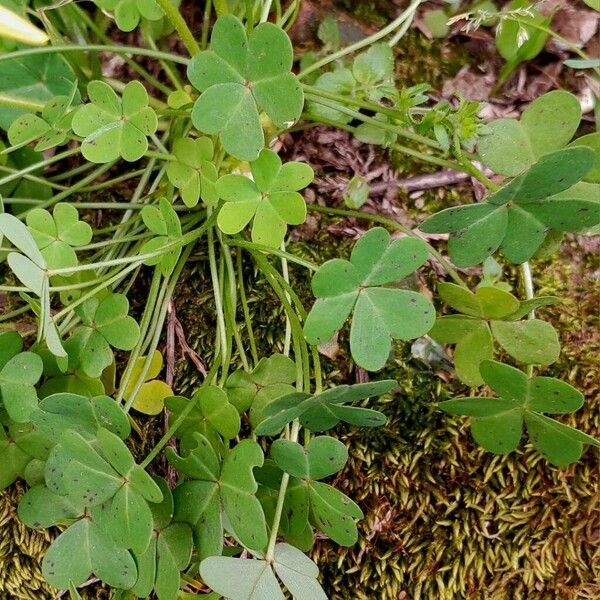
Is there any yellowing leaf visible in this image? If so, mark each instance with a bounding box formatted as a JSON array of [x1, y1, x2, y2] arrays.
[[132, 380, 173, 415], [123, 351, 173, 415]]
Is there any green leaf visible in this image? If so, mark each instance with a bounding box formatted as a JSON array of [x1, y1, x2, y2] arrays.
[[524, 412, 600, 466], [304, 228, 434, 370], [32, 393, 130, 442], [0, 53, 79, 130], [188, 15, 303, 160], [0, 212, 46, 266], [421, 148, 599, 266], [140, 197, 182, 276], [453, 321, 494, 387], [102, 482, 154, 553], [216, 149, 311, 247], [564, 58, 600, 69], [72, 80, 157, 163], [271, 436, 347, 481], [478, 90, 581, 175], [166, 136, 216, 207], [309, 481, 363, 546], [200, 556, 284, 600], [164, 396, 226, 455], [225, 354, 296, 413], [491, 319, 560, 365], [200, 543, 326, 600], [0, 351, 42, 422], [173, 480, 223, 560], [9, 90, 77, 152], [568, 133, 600, 183], [256, 380, 395, 436], [272, 543, 327, 600], [439, 359, 600, 466], [220, 439, 267, 551], [352, 44, 394, 84], [94, 0, 164, 32], [343, 175, 369, 209], [196, 385, 241, 439], [67, 293, 140, 378], [0, 424, 34, 489], [26, 203, 92, 271], [42, 516, 137, 589]]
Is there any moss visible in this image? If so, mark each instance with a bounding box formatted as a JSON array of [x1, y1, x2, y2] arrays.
[[171, 233, 599, 600]]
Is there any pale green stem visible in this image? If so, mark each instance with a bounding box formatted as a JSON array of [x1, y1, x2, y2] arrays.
[[154, 0, 200, 56], [0, 93, 44, 112], [265, 421, 300, 560], [0, 44, 190, 64], [260, 0, 273, 22], [520, 261, 536, 377], [0, 148, 79, 188], [208, 219, 228, 377]]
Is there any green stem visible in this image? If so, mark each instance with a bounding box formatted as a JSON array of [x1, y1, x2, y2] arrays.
[[0, 44, 190, 64], [302, 85, 442, 149], [116, 270, 162, 404], [236, 250, 259, 366], [208, 221, 228, 378], [0, 148, 79, 188], [124, 244, 195, 411], [201, 0, 213, 49], [520, 261, 536, 377], [0, 93, 45, 112], [227, 239, 318, 271], [154, 0, 200, 56], [308, 204, 468, 288]]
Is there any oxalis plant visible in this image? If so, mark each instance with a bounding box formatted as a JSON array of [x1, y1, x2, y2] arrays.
[[0, 1, 599, 599]]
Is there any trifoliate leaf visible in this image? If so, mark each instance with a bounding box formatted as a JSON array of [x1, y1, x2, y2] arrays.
[[225, 354, 296, 418], [72, 80, 158, 163], [216, 148, 312, 247], [166, 136, 218, 207], [8, 87, 77, 151], [420, 148, 599, 266], [304, 227, 434, 370], [26, 203, 92, 271], [188, 15, 303, 160], [65, 293, 140, 378], [439, 360, 600, 466], [140, 197, 182, 276], [255, 380, 395, 436], [167, 436, 267, 552], [430, 283, 562, 384]]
